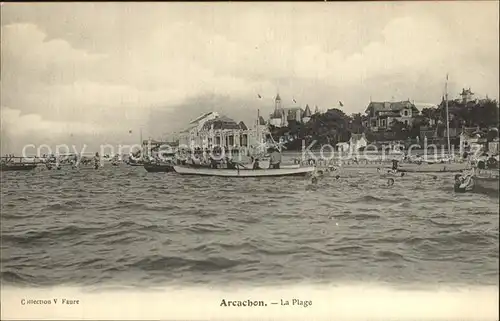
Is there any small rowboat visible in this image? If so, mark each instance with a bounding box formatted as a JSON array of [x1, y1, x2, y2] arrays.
[[454, 173, 475, 193], [173, 165, 315, 177]]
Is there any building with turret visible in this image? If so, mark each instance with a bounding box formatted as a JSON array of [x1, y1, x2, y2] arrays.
[[460, 88, 474, 104], [268, 94, 314, 127]]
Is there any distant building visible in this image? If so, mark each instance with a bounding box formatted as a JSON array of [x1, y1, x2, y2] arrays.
[[178, 112, 269, 149], [444, 87, 492, 107], [268, 94, 313, 128], [336, 133, 368, 152], [349, 133, 368, 151], [364, 100, 420, 132], [336, 142, 350, 152], [460, 88, 474, 104]]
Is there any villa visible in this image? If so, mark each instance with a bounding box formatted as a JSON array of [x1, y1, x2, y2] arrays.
[[364, 100, 420, 131]]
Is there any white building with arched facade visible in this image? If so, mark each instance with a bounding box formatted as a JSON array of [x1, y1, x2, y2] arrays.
[[178, 112, 270, 151]]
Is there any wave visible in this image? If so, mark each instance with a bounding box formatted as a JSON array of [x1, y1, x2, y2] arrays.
[[352, 195, 411, 204], [185, 222, 231, 234], [42, 200, 85, 211], [2, 225, 100, 245], [118, 255, 255, 273]]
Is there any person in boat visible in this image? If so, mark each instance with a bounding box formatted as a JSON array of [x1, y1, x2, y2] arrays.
[[208, 156, 217, 169], [252, 157, 260, 170], [225, 156, 237, 169], [454, 174, 471, 193], [269, 148, 282, 169], [487, 155, 498, 169]]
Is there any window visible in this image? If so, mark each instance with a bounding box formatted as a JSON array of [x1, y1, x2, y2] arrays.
[[404, 120, 409, 126], [240, 134, 248, 147], [403, 110, 408, 117], [381, 119, 386, 127]]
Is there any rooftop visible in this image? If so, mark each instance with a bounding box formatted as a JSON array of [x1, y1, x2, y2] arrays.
[[365, 100, 419, 114], [201, 115, 246, 131]]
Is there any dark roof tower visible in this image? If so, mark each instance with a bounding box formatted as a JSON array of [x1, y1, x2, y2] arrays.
[[303, 104, 312, 118]]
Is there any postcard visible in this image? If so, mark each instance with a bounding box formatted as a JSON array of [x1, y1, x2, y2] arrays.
[[1, 1, 499, 320]]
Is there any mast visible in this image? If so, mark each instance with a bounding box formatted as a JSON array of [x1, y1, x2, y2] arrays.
[[140, 128, 144, 159], [445, 74, 451, 156], [257, 109, 261, 151]]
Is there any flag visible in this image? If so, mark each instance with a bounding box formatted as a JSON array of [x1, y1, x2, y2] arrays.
[[446, 73, 449, 81], [293, 98, 296, 103], [339, 101, 344, 107], [257, 94, 262, 99]]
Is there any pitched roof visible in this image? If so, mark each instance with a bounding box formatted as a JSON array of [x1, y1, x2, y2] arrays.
[[303, 104, 312, 117], [365, 100, 419, 114], [275, 93, 281, 101], [189, 112, 217, 124], [239, 121, 248, 130], [201, 115, 241, 130], [259, 116, 266, 125]]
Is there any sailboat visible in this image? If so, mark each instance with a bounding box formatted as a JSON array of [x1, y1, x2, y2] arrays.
[[391, 74, 468, 174]]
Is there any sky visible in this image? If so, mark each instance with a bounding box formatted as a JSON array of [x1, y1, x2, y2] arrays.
[[1, 2, 499, 154]]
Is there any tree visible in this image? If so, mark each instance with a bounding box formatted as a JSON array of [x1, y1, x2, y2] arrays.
[[409, 115, 429, 139], [437, 98, 499, 129], [349, 113, 364, 134], [390, 119, 409, 140]]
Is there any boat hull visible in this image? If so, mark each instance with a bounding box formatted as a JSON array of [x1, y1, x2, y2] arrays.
[[0, 164, 37, 171], [144, 164, 175, 173], [474, 176, 499, 194], [397, 162, 467, 173], [173, 166, 315, 177], [454, 169, 499, 194]]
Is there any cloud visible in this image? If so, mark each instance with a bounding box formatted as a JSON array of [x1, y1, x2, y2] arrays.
[[1, 107, 103, 136]]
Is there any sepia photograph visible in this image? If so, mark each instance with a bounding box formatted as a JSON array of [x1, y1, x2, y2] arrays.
[[1, 1, 499, 320]]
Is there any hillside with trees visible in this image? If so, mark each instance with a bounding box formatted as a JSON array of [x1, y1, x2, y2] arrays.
[[269, 98, 499, 150]]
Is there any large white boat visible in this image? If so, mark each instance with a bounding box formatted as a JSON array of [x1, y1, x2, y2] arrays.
[[173, 165, 314, 177]]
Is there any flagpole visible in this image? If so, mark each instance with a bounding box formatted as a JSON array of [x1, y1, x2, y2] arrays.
[[445, 74, 451, 157]]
